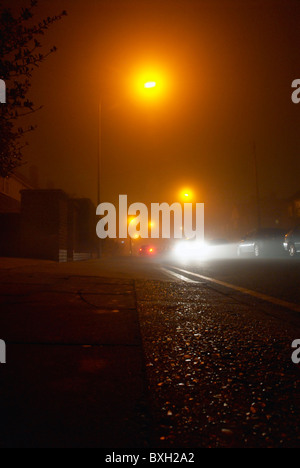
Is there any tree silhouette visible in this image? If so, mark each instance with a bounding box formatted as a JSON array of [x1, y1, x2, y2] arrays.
[[0, 0, 67, 177]]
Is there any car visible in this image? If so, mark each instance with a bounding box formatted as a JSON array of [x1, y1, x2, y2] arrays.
[[283, 226, 300, 257], [237, 228, 286, 258], [139, 245, 156, 256]]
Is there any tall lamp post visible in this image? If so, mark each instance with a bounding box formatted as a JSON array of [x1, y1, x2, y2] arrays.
[[253, 142, 261, 229], [96, 99, 102, 258], [97, 100, 102, 208], [96, 79, 158, 257]]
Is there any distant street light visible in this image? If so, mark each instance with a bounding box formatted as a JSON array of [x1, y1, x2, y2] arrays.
[[178, 188, 195, 239], [128, 216, 136, 256], [144, 81, 156, 89]]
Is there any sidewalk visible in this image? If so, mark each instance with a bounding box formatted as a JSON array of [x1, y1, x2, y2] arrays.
[[0, 256, 170, 280], [0, 257, 160, 448]]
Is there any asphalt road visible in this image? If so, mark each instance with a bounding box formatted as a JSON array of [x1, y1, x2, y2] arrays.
[[139, 255, 300, 447], [162, 257, 300, 309], [0, 256, 299, 448]]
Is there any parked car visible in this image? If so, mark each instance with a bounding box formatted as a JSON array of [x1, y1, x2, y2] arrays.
[[283, 226, 300, 257], [237, 228, 286, 258]]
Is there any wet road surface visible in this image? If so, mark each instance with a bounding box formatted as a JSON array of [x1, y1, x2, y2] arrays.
[[0, 256, 299, 448], [163, 257, 300, 306], [137, 277, 300, 448], [138, 256, 300, 447]]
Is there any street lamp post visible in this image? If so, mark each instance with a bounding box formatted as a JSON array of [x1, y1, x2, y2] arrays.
[[97, 96, 102, 258], [96, 78, 158, 258], [96, 98, 103, 258], [97, 100, 102, 208], [253, 142, 261, 229]]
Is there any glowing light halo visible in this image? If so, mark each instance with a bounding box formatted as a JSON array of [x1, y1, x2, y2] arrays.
[[128, 64, 171, 104], [144, 81, 156, 88]]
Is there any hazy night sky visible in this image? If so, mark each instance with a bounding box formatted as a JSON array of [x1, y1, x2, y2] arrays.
[[9, 0, 300, 226]]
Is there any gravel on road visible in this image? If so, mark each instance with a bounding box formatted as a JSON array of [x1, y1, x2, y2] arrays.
[[137, 280, 300, 448]]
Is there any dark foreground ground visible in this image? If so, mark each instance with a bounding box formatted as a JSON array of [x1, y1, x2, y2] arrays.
[[0, 256, 299, 448]]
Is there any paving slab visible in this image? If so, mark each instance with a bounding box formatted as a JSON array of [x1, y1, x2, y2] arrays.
[[0, 343, 149, 448], [0, 261, 154, 448]]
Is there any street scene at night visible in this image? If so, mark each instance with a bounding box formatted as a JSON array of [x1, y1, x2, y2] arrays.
[[0, 0, 300, 454]]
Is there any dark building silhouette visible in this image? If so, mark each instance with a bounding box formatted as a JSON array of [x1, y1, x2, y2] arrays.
[[0, 213, 21, 257], [21, 190, 69, 262], [0, 171, 35, 257], [18, 190, 97, 262], [0, 171, 35, 213], [68, 198, 97, 261], [0, 168, 97, 261], [229, 194, 300, 239]]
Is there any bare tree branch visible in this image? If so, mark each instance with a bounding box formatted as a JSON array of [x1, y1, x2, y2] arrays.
[[0, 0, 67, 177]]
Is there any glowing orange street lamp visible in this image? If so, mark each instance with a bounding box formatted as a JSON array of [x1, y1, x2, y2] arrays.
[[144, 81, 156, 89], [128, 216, 138, 256], [129, 70, 166, 103], [180, 189, 194, 202]]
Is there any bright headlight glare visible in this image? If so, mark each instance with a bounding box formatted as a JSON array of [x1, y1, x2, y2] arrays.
[[173, 240, 208, 261]]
